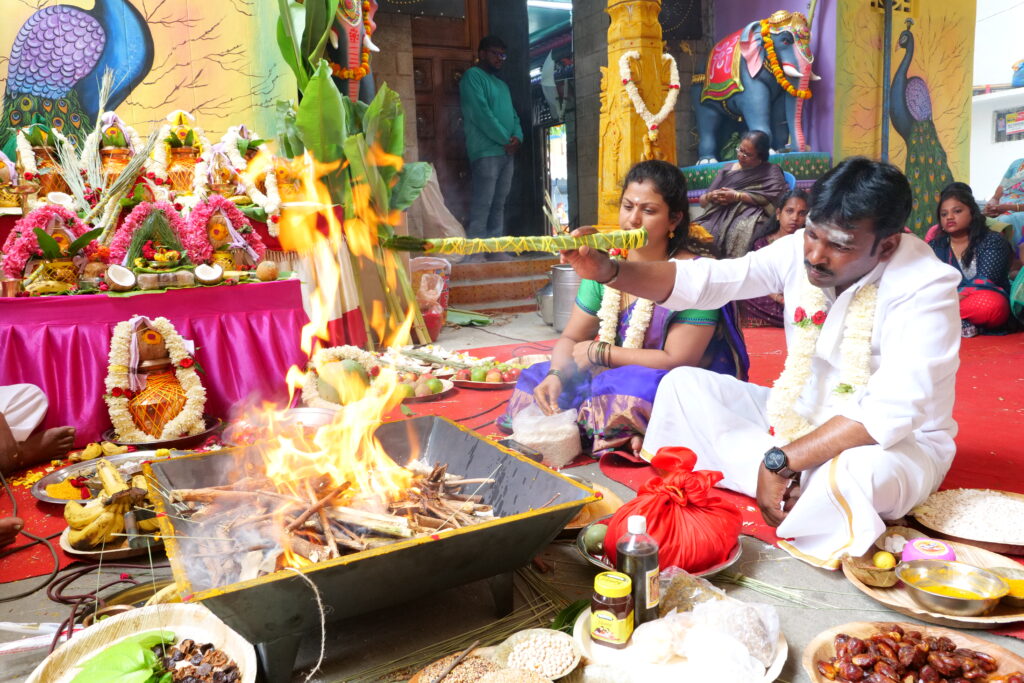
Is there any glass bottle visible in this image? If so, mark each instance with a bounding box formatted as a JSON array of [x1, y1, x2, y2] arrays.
[[615, 514, 660, 626], [590, 571, 633, 649]]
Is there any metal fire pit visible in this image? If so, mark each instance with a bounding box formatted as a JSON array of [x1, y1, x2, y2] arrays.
[[145, 416, 597, 682]]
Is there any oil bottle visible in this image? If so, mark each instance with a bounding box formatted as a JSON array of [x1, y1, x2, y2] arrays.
[[615, 514, 659, 626]]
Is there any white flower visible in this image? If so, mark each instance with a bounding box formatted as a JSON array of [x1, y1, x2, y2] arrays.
[[618, 51, 681, 134], [15, 131, 37, 177], [597, 274, 655, 351]]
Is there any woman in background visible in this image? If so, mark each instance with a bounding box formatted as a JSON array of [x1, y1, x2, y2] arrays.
[[502, 160, 748, 457], [930, 182, 1013, 337], [985, 157, 1024, 254], [740, 189, 810, 327], [691, 130, 789, 258]]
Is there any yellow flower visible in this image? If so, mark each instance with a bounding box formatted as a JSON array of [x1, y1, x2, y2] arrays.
[[141, 329, 163, 345], [209, 223, 228, 241]]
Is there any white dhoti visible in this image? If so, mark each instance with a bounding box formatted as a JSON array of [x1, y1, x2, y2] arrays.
[[641, 367, 948, 568], [0, 384, 48, 441]]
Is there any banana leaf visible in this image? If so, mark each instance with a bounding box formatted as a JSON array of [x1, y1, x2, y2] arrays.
[[341, 132, 389, 232], [362, 84, 405, 185], [274, 101, 305, 159], [390, 162, 431, 212], [305, 0, 340, 74], [276, 0, 308, 92], [296, 62, 348, 165]]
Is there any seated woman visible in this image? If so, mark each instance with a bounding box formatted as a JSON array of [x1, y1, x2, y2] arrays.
[[502, 160, 748, 457], [740, 189, 810, 327], [692, 130, 789, 259], [984, 157, 1024, 251], [929, 182, 1013, 337]]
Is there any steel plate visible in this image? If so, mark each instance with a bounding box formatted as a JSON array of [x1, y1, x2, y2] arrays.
[[31, 450, 170, 504]]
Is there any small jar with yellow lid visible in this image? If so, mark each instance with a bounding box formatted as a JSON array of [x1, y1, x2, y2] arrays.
[[591, 571, 634, 649]]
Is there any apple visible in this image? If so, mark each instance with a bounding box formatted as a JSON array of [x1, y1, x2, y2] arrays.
[[501, 370, 517, 383], [455, 368, 472, 381], [507, 367, 521, 380], [414, 383, 433, 397], [485, 369, 503, 383]]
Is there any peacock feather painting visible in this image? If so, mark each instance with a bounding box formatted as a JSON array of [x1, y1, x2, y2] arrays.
[[833, 2, 974, 236], [0, 0, 154, 156]]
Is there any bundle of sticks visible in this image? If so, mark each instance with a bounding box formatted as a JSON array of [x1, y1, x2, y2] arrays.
[[165, 462, 496, 590]]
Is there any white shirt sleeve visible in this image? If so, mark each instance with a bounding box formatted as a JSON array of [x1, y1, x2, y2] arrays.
[[661, 233, 798, 310]]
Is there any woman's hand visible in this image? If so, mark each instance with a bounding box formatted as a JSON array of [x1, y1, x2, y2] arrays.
[[533, 374, 563, 416], [572, 340, 596, 372]]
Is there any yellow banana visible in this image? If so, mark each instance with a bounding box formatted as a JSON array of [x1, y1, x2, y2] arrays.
[[101, 441, 129, 456], [69, 443, 104, 463], [95, 459, 129, 496], [67, 506, 125, 550], [137, 516, 162, 533], [64, 499, 107, 530]]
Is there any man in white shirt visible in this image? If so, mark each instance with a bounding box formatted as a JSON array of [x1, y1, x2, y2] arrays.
[[561, 158, 961, 567]]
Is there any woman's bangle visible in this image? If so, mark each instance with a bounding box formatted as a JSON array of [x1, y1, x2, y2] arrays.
[[545, 368, 565, 382], [602, 342, 613, 368], [595, 259, 620, 285]]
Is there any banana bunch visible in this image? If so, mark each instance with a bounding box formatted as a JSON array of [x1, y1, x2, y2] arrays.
[[68, 441, 130, 463], [64, 459, 158, 550]]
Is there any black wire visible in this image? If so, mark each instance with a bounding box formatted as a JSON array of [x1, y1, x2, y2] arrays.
[[0, 468, 62, 602]]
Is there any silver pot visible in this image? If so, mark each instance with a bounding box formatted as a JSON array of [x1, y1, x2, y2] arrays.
[[536, 282, 554, 326], [550, 264, 581, 332]]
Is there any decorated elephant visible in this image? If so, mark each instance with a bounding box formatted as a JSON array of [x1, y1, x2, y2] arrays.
[[325, 0, 380, 102], [691, 10, 819, 163]]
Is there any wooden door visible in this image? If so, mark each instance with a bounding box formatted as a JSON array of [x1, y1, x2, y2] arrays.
[[411, 4, 486, 229]]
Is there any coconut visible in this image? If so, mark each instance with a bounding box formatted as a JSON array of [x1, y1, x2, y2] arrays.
[[82, 261, 109, 280], [104, 264, 137, 292], [255, 260, 279, 282], [194, 262, 224, 285]]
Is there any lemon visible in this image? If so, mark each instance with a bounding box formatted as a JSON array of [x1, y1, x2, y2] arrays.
[[872, 551, 897, 569]]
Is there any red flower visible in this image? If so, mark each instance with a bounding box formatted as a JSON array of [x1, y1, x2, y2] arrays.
[[369, 365, 380, 377], [270, 215, 280, 223], [119, 572, 132, 580], [811, 310, 827, 326], [124, 389, 135, 399], [768, 426, 775, 436], [179, 357, 195, 368], [111, 387, 124, 397], [146, 172, 156, 180], [793, 307, 806, 323], [173, 203, 183, 212], [609, 248, 621, 256], [99, 283, 109, 291], [23, 172, 34, 180], [650, 124, 658, 130], [154, 177, 165, 186], [621, 78, 629, 85]]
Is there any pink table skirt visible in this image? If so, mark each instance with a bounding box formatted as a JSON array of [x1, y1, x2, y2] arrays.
[[0, 279, 309, 444]]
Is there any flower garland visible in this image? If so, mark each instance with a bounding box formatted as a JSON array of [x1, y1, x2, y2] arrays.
[[760, 20, 812, 100], [618, 50, 681, 139], [330, 1, 375, 81], [766, 282, 878, 444], [104, 316, 206, 442], [187, 194, 266, 263], [15, 130, 37, 178], [2, 205, 90, 278], [220, 127, 282, 222], [596, 269, 655, 349], [109, 201, 211, 264]]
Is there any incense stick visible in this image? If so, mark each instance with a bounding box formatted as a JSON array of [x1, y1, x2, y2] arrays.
[[429, 639, 480, 683]]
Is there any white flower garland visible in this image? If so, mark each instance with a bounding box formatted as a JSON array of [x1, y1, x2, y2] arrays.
[[150, 122, 211, 199], [597, 279, 654, 349], [15, 131, 37, 177], [766, 282, 879, 444], [221, 126, 281, 224], [104, 316, 207, 442], [618, 50, 681, 137], [220, 127, 249, 171]]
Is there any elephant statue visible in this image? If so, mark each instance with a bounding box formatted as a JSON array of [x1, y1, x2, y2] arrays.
[[691, 10, 819, 163], [325, 0, 380, 102]]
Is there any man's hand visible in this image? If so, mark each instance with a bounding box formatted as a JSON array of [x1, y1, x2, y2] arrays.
[[533, 375, 563, 415], [560, 227, 615, 282], [756, 465, 799, 527], [505, 136, 521, 154]]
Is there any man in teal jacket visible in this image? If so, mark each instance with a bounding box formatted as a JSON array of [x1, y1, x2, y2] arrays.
[[460, 35, 523, 260]]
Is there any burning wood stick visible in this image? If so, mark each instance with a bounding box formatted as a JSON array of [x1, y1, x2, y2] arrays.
[[175, 488, 304, 505], [286, 482, 352, 532], [327, 506, 413, 538], [446, 478, 495, 487]]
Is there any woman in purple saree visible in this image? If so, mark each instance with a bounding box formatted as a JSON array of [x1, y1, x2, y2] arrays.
[[501, 161, 749, 457], [692, 130, 789, 258]]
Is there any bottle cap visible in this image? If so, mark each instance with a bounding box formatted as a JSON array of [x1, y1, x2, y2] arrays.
[[627, 515, 647, 535], [594, 571, 632, 598]]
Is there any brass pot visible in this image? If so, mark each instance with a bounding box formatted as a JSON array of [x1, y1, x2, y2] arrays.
[[167, 146, 198, 193], [30, 147, 70, 197], [100, 147, 132, 185], [40, 257, 79, 286]]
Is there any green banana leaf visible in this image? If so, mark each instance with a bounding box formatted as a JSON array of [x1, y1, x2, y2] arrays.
[[32, 228, 63, 259], [342, 132, 390, 235], [305, 0, 340, 74], [67, 228, 103, 257], [296, 62, 348, 165], [274, 101, 305, 159], [276, 0, 308, 92], [390, 162, 432, 212], [362, 84, 405, 185]]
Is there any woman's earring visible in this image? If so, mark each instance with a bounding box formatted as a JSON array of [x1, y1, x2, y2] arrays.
[[668, 230, 675, 239]]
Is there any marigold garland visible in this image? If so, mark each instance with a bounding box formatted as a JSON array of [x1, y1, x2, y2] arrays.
[[104, 316, 207, 442], [760, 20, 812, 100]]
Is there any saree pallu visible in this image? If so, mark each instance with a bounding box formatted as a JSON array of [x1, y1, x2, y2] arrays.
[[691, 163, 788, 259], [503, 304, 749, 457]]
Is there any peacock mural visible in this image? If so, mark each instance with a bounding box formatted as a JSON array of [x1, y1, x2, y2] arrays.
[[890, 18, 953, 237], [0, 0, 154, 156]]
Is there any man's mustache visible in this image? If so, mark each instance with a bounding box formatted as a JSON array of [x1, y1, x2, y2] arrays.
[[804, 260, 833, 277]]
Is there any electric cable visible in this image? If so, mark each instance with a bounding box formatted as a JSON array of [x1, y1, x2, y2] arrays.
[[0, 468, 62, 602]]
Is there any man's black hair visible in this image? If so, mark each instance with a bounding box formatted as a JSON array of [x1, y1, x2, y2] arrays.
[[742, 129, 771, 162], [809, 156, 912, 249], [478, 35, 507, 52]]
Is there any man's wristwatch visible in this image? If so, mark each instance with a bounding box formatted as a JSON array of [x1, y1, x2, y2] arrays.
[[763, 446, 800, 480]]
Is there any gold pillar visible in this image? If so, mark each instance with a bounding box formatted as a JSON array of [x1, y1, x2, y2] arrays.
[[597, 0, 677, 227]]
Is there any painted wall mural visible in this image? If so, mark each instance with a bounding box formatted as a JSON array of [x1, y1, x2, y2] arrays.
[[834, 0, 975, 235], [0, 0, 295, 154]]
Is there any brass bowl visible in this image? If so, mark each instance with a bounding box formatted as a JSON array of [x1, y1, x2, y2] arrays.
[[991, 566, 1024, 608], [896, 560, 1009, 616]]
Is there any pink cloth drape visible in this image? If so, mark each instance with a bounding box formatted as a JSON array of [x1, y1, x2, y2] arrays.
[[0, 280, 309, 443]]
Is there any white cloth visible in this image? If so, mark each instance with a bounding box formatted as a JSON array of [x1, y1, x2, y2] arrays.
[[0, 384, 48, 442], [642, 231, 962, 567]]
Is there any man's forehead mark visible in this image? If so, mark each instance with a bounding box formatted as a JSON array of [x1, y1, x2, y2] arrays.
[[807, 219, 856, 246]]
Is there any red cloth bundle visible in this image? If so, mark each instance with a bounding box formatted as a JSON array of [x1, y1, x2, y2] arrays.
[[604, 447, 742, 574]]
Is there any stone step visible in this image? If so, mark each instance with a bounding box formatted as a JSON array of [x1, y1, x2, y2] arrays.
[[455, 298, 545, 315], [447, 254, 557, 314]]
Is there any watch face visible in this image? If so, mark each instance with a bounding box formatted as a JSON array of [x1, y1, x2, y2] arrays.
[[764, 447, 786, 471]]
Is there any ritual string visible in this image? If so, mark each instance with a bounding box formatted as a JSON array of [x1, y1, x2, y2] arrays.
[[285, 566, 327, 683]]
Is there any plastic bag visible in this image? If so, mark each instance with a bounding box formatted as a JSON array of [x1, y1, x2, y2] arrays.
[[603, 447, 742, 574], [510, 403, 581, 468]]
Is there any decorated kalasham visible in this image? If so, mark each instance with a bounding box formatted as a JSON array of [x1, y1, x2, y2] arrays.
[[3, 1, 1024, 683]]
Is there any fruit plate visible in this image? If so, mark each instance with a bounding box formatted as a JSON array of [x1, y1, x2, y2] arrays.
[[452, 378, 517, 390], [26, 603, 256, 683], [59, 527, 163, 561], [32, 450, 171, 505], [842, 538, 1024, 628], [574, 515, 742, 578], [802, 621, 1024, 682], [403, 379, 456, 403], [572, 608, 786, 682]]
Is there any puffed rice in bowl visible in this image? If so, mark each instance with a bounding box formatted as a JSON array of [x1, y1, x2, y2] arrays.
[[494, 628, 581, 680], [478, 669, 552, 683], [412, 654, 500, 682]]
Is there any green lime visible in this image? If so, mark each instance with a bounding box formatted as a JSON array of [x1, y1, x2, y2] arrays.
[[582, 524, 607, 555], [399, 383, 415, 398], [426, 378, 444, 394], [470, 366, 488, 382]]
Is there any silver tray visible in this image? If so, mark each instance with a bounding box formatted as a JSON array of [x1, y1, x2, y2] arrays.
[[31, 450, 173, 505], [575, 515, 742, 578]]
